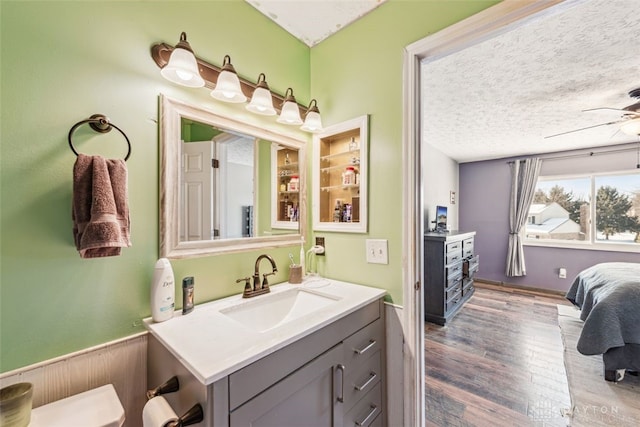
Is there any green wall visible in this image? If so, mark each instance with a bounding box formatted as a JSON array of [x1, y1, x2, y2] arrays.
[[0, 0, 309, 373], [309, 0, 498, 304], [0, 0, 497, 372]]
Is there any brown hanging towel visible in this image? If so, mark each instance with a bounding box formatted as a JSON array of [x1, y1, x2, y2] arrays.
[[72, 154, 131, 258]]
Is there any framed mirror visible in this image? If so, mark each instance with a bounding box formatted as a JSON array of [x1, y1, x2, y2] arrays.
[[160, 95, 306, 258]]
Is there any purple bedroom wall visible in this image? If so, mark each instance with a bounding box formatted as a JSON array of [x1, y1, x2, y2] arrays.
[[459, 144, 639, 293]]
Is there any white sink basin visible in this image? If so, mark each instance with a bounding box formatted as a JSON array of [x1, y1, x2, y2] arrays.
[[220, 288, 340, 332]]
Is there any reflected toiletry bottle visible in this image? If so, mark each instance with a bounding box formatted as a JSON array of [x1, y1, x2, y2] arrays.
[[349, 137, 357, 151], [333, 200, 343, 222], [182, 277, 194, 315], [299, 240, 305, 277], [151, 258, 175, 322]]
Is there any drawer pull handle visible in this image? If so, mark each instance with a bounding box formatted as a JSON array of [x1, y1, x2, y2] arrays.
[[355, 404, 379, 426], [354, 339, 377, 355], [355, 372, 377, 391], [336, 364, 346, 403]]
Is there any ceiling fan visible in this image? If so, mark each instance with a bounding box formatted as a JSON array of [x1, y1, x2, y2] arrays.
[[545, 88, 640, 138]]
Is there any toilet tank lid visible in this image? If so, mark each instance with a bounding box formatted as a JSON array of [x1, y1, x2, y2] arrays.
[[30, 384, 125, 427]]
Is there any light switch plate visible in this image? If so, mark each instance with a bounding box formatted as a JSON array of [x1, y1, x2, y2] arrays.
[[366, 239, 388, 264]]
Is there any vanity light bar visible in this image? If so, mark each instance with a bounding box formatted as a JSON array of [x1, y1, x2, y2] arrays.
[[150, 42, 308, 118]]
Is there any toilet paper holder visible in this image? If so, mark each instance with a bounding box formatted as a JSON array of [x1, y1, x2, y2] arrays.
[[147, 376, 180, 400], [147, 377, 204, 426], [164, 403, 204, 427]]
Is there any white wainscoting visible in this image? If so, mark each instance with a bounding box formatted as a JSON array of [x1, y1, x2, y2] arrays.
[[385, 302, 404, 427], [0, 333, 147, 427]]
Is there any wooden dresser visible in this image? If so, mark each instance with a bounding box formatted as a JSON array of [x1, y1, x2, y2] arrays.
[[424, 231, 478, 325]]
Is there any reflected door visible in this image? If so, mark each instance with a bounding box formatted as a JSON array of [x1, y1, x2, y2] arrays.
[[181, 140, 215, 241]]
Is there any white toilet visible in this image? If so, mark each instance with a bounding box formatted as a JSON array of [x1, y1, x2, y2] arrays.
[[29, 384, 125, 427]]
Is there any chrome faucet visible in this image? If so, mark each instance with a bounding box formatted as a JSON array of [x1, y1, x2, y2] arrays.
[[235, 254, 278, 298]]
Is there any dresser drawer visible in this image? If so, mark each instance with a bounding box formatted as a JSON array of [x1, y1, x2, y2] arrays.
[[343, 350, 382, 411], [446, 248, 463, 265], [446, 281, 461, 300], [462, 279, 475, 296], [446, 240, 462, 253], [343, 382, 382, 427], [463, 255, 479, 277], [462, 246, 473, 258], [445, 275, 462, 290], [445, 290, 462, 313], [462, 236, 474, 249], [446, 261, 463, 279]]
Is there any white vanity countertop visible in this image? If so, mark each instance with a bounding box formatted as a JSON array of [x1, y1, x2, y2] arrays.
[[144, 278, 386, 385]]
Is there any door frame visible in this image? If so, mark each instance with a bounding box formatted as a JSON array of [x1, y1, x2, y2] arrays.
[[400, 1, 570, 425]]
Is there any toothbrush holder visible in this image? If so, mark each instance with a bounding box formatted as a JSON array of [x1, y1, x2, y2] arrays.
[[288, 265, 302, 284]]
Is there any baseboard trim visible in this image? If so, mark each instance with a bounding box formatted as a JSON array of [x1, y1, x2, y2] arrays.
[[475, 278, 566, 297]]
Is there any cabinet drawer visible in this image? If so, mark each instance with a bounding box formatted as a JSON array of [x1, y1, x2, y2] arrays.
[[463, 279, 475, 296], [462, 236, 474, 249], [446, 261, 463, 279], [445, 275, 462, 290], [445, 291, 462, 313], [343, 350, 382, 411], [343, 382, 382, 427], [462, 246, 473, 258], [343, 318, 383, 368], [463, 255, 479, 277], [445, 282, 461, 301], [446, 248, 463, 265], [446, 241, 462, 253]]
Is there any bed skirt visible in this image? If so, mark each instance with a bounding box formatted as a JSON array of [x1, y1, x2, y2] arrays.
[[603, 344, 640, 382]]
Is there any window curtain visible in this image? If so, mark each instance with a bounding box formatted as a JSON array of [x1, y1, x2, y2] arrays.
[[506, 157, 542, 277]]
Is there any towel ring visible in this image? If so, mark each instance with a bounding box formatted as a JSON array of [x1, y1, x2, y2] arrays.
[[68, 114, 131, 161]]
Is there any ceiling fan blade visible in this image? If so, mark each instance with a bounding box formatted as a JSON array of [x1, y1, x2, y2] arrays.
[[582, 107, 638, 115], [544, 120, 625, 139]]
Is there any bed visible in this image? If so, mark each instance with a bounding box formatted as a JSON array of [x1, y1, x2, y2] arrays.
[[565, 262, 640, 382]]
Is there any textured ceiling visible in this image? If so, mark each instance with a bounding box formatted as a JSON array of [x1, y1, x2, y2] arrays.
[[246, 0, 386, 47], [422, 0, 640, 163]]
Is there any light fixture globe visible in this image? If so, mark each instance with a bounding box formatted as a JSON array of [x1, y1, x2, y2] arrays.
[[211, 55, 247, 103], [277, 88, 303, 125], [246, 73, 276, 116], [160, 32, 205, 88], [621, 118, 640, 136], [300, 99, 323, 133]]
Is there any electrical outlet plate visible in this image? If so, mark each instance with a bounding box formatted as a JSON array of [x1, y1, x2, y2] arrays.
[[366, 239, 388, 264], [315, 237, 325, 255]]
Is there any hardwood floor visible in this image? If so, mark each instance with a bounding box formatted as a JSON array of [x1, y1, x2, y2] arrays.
[[425, 283, 573, 426]]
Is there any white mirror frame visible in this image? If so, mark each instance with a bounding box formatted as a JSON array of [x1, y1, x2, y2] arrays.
[[159, 94, 307, 259]]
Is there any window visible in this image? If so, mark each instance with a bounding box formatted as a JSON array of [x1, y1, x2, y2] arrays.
[[525, 171, 640, 252]]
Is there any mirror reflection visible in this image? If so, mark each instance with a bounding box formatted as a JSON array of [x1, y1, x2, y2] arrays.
[[160, 95, 306, 258], [180, 119, 257, 241]]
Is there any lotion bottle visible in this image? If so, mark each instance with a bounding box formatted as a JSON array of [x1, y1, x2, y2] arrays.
[[151, 258, 175, 322]]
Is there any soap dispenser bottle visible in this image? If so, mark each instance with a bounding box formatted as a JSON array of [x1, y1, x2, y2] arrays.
[[151, 258, 175, 322]]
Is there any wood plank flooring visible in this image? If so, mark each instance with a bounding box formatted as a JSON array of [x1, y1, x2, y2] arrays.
[[425, 283, 573, 426]]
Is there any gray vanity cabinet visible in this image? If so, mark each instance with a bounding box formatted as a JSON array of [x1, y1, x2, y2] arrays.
[[230, 343, 343, 426], [147, 298, 386, 427]]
